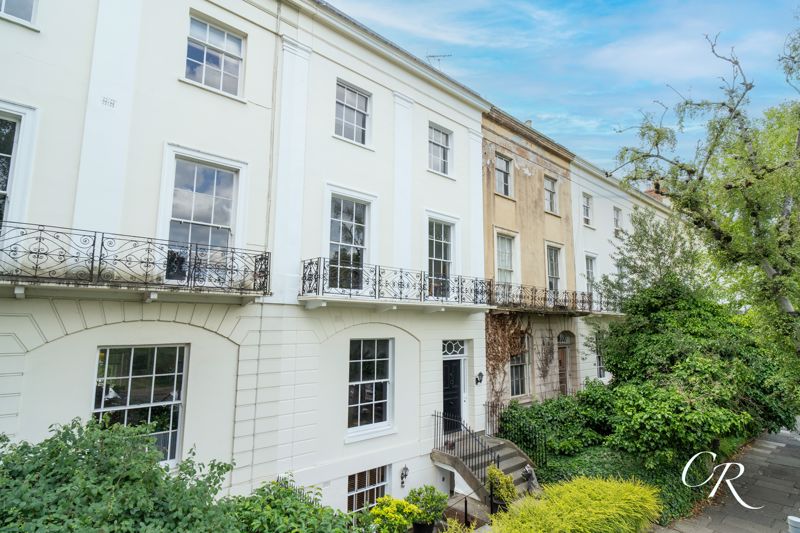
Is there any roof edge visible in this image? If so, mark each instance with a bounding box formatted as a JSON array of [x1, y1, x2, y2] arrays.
[[487, 107, 575, 161]]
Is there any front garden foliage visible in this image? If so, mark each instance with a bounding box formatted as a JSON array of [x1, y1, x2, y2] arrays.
[[499, 276, 800, 524], [491, 476, 661, 533]]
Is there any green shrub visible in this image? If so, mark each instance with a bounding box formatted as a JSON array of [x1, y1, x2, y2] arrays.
[[405, 485, 448, 524], [229, 475, 354, 533], [491, 477, 661, 533], [536, 446, 704, 525], [500, 397, 602, 456], [443, 517, 475, 532], [609, 381, 749, 468], [0, 418, 234, 532], [576, 379, 615, 436], [370, 495, 421, 533], [487, 464, 517, 506]]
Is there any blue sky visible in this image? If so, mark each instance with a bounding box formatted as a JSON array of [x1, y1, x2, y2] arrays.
[[327, 0, 799, 170]]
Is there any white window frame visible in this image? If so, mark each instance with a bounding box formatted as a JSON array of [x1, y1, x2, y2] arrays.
[[428, 122, 452, 176], [494, 228, 520, 285], [347, 465, 390, 513], [157, 143, 249, 250], [585, 254, 596, 292], [334, 80, 372, 147], [184, 15, 246, 98], [582, 193, 593, 226], [347, 338, 394, 437], [613, 206, 622, 229], [322, 183, 379, 263], [544, 176, 558, 214], [0, 0, 37, 27], [509, 335, 530, 397], [92, 344, 188, 467], [495, 153, 513, 197], [423, 208, 461, 275], [0, 100, 37, 223], [544, 242, 564, 292]]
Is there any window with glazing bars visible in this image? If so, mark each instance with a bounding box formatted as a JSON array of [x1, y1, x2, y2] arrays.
[[613, 206, 622, 229], [428, 124, 450, 174], [546, 246, 560, 291], [0, 117, 18, 222], [348, 339, 390, 429], [495, 155, 512, 196], [93, 346, 186, 461], [496, 235, 513, 284], [582, 193, 593, 225], [329, 197, 367, 290], [168, 158, 236, 281], [347, 466, 388, 512], [585, 255, 596, 292], [428, 220, 452, 298], [185, 18, 243, 95], [544, 177, 557, 212], [0, 0, 34, 22], [510, 335, 529, 396], [335, 82, 369, 144]]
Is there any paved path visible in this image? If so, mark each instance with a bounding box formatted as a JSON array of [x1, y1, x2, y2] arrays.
[[655, 426, 800, 533]]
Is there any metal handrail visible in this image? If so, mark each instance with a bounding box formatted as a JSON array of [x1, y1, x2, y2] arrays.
[[433, 411, 499, 485], [484, 401, 548, 468]]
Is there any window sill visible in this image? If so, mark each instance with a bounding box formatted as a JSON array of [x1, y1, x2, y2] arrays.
[[427, 168, 455, 181], [544, 210, 561, 218], [583, 223, 596, 230], [0, 12, 39, 31], [178, 78, 247, 104], [344, 424, 395, 444], [332, 134, 375, 152], [494, 192, 515, 201]]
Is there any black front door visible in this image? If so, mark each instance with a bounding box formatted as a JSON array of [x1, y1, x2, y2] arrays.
[[442, 359, 461, 432]]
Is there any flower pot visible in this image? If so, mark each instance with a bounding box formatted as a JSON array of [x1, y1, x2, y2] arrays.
[[412, 522, 435, 533]]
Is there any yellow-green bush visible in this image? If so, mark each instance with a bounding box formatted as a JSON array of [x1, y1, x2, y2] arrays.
[[491, 477, 661, 533], [486, 464, 517, 506]]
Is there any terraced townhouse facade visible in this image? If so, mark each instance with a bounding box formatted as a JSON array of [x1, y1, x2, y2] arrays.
[[0, 0, 667, 510]]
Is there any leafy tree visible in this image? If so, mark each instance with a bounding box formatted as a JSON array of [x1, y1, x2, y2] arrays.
[[614, 34, 800, 352], [595, 208, 714, 303]]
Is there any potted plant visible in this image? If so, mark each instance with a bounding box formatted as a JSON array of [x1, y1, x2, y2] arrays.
[[486, 464, 516, 514], [406, 485, 448, 533]]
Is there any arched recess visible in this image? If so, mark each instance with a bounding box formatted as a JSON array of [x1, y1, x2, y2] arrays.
[[313, 321, 421, 476], [18, 320, 239, 467]]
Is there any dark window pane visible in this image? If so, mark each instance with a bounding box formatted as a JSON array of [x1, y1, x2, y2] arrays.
[[374, 382, 386, 401], [104, 409, 125, 426], [153, 375, 176, 403], [374, 401, 386, 423], [94, 380, 104, 409], [171, 405, 181, 431], [155, 347, 177, 374], [375, 359, 388, 380], [362, 361, 375, 381], [150, 405, 171, 431], [132, 347, 155, 376], [129, 376, 153, 404], [360, 383, 373, 403], [103, 379, 128, 408], [376, 340, 389, 358], [126, 407, 149, 426], [96, 349, 107, 378], [349, 362, 360, 383], [348, 384, 358, 406], [106, 348, 131, 377], [0, 119, 17, 155], [362, 340, 375, 359], [174, 375, 183, 400], [347, 406, 359, 428], [359, 404, 373, 426]]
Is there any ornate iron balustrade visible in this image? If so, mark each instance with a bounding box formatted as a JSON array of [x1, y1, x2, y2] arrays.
[[300, 257, 492, 305], [492, 282, 619, 314], [0, 221, 270, 294], [433, 411, 499, 486]]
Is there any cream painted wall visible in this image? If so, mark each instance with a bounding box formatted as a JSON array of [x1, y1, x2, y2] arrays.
[[18, 320, 238, 466]]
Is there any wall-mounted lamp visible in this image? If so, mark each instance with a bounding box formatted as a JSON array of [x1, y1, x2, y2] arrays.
[[400, 465, 409, 488], [475, 371, 484, 385]]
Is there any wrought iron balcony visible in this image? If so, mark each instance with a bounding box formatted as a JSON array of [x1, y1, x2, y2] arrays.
[[492, 282, 619, 314], [0, 221, 270, 295], [300, 257, 492, 306]]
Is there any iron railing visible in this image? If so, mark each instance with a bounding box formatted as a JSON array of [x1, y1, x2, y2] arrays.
[[433, 411, 499, 485], [493, 282, 619, 313], [300, 258, 492, 305], [300, 258, 619, 313], [485, 401, 547, 468], [0, 221, 270, 294]]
